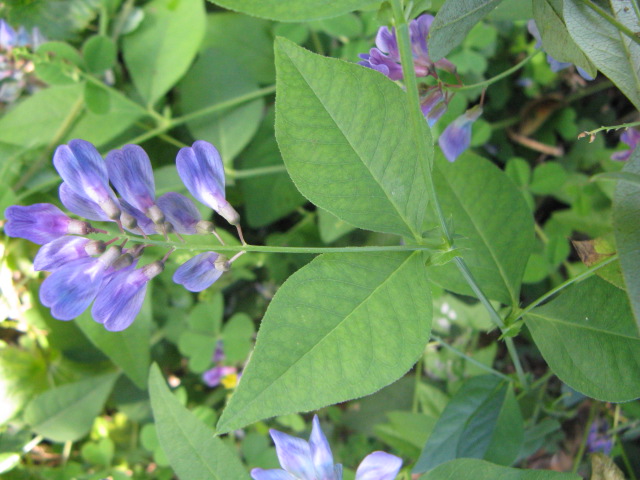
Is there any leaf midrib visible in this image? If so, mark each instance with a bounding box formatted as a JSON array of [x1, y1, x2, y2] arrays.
[[526, 312, 640, 341]]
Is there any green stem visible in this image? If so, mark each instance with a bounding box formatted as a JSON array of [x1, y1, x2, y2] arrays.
[[516, 254, 618, 320], [448, 50, 541, 92], [391, 0, 450, 244], [580, 0, 640, 47], [123, 85, 276, 146], [431, 335, 512, 381], [412, 356, 423, 413], [582, 119, 640, 137], [572, 402, 597, 473], [227, 165, 287, 179], [618, 434, 639, 480]]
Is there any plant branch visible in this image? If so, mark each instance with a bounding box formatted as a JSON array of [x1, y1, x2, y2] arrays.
[[431, 335, 512, 381], [579, 0, 640, 47]]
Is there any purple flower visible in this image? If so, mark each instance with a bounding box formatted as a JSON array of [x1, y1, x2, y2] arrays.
[[157, 192, 203, 235], [59, 182, 110, 222], [420, 88, 448, 127], [92, 260, 164, 331], [527, 20, 593, 81], [358, 26, 404, 80], [202, 365, 237, 388], [176, 140, 239, 226], [439, 105, 483, 162], [53, 139, 121, 221], [120, 200, 157, 236], [213, 339, 225, 363], [39, 246, 123, 320], [251, 415, 402, 480], [0, 20, 16, 50], [106, 145, 164, 225], [4, 203, 96, 245], [33, 236, 105, 272], [587, 419, 613, 455], [611, 128, 640, 161], [173, 251, 228, 292]]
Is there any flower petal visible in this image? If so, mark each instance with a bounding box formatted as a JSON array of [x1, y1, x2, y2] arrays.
[[34, 236, 91, 271], [270, 430, 316, 480], [157, 192, 201, 235], [4, 203, 71, 244], [250, 468, 296, 480], [59, 182, 110, 221], [355, 451, 402, 480], [173, 252, 224, 292], [92, 266, 149, 331], [106, 144, 156, 212], [309, 416, 336, 480], [120, 200, 156, 235], [438, 106, 483, 162], [202, 366, 237, 387]]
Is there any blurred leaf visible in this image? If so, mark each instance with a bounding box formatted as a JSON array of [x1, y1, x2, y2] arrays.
[[178, 294, 223, 373], [75, 293, 152, 390], [533, 0, 596, 77], [148, 364, 251, 480], [0, 346, 48, 425], [217, 252, 432, 433], [24, 372, 119, 442], [564, 0, 640, 110], [572, 237, 624, 290], [122, 0, 205, 106], [591, 452, 625, 480], [203, 13, 275, 84], [428, 0, 504, 61], [318, 208, 356, 243], [526, 276, 640, 402], [594, 171, 640, 187], [613, 147, 640, 328], [81, 437, 114, 467], [529, 163, 568, 195], [309, 13, 363, 38], [83, 81, 110, 114], [426, 152, 535, 305], [240, 108, 306, 227], [414, 376, 523, 473], [221, 313, 254, 364], [275, 37, 430, 238], [7, 0, 101, 40], [375, 411, 436, 458], [207, 0, 380, 22], [420, 458, 581, 479], [179, 48, 263, 163], [82, 35, 116, 74]]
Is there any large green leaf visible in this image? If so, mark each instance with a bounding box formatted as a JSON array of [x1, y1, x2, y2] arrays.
[[23, 372, 119, 442], [122, 0, 205, 106], [613, 148, 640, 328], [428, 0, 504, 61], [526, 276, 640, 402], [178, 48, 264, 163], [207, 0, 380, 22], [533, 0, 596, 77], [564, 0, 640, 110], [217, 252, 432, 433], [75, 293, 152, 390], [275, 37, 431, 239], [148, 365, 251, 480], [427, 152, 534, 306], [414, 376, 523, 473], [421, 459, 581, 480]]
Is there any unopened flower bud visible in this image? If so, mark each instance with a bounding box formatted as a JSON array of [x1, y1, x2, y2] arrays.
[[84, 240, 106, 256]]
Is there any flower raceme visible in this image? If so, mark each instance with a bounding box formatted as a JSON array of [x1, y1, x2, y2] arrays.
[[3, 139, 242, 331], [251, 415, 403, 480]]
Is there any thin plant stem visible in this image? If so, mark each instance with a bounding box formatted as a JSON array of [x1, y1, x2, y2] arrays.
[[582, 119, 640, 137], [227, 165, 287, 179], [572, 402, 597, 473], [431, 335, 512, 381], [447, 50, 541, 92], [412, 356, 423, 413], [618, 434, 639, 480], [579, 0, 640, 47], [516, 254, 618, 320]]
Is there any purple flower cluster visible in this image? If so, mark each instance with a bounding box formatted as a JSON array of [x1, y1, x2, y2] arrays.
[[359, 15, 482, 162], [202, 340, 240, 388], [587, 418, 613, 455], [251, 415, 402, 480], [0, 19, 45, 103], [4, 139, 241, 330]]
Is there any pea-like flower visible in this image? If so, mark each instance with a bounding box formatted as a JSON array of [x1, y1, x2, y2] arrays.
[[34, 236, 105, 272], [251, 415, 402, 480], [438, 105, 483, 162], [611, 128, 640, 162], [173, 252, 229, 292], [4, 203, 99, 245], [420, 88, 448, 127]]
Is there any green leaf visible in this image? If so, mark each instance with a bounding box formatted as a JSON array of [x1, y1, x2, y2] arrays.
[[564, 0, 640, 110], [0, 84, 84, 148], [529, 162, 568, 195], [24, 372, 119, 442], [178, 294, 223, 373], [614, 148, 640, 327], [178, 48, 264, 162], [275, 37, 431, 239], [75, 294, 152, 390], [148, 364, 251, 480], [595, 170, 640, 187], [83, 81, 110, 115], [526, 276, 640, 402], [420, 458, 581, 480], [318, 208, 356, 243], [207, 0, 381, 22], [7, 0, 101, 40], [82, 35, 116, 74], [217, 252, 432, 433], [532, 0, 596, 78], [414, 376, 523, 473], [240, 108, 306, 227], [122, 0, 205, 106], [428, 0, 504, 61], [221, 313, 255, 364], [426, 152, 534, 305]]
